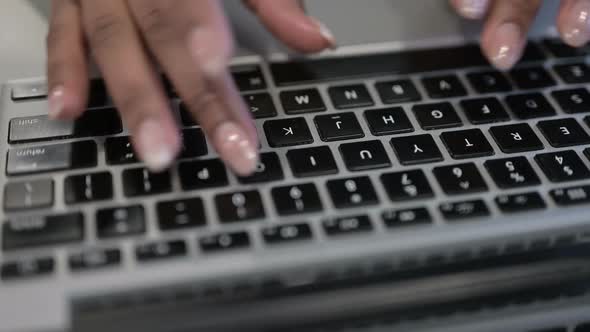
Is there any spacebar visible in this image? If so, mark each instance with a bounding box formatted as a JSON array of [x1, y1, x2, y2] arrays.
[[270, 44, 492, 86]]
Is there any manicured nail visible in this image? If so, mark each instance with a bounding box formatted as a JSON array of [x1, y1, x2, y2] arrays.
[[456, 0, 489, 19], [48, 86, 65, 119], [137, 119, 176, 172], [214, 122, 258, 176], [562, 0, 590, 47], [311, 17, 337, 49], [487, 22, 523, 70]]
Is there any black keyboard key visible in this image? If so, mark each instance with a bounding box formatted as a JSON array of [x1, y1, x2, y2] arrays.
[[215, 190, 265, 222], [439, 200, 490, 221], [466, 71, 512, 94], [535, 150, 590, 182], [237, 152, 284, 184], [440, 129, 495, 159], [200, 231, 251, 253], [64, 172, 113, 204], [96, 205, 145, 238], [552, 88, 590, 114], [87, 79, 109, 108], [179, 129, 208, 159], [105, 136, 138, 165], [327, 177, 379, 208], [551, 185, 590, 206], [434, 163, 488, 195], [485, 157, 541, 188], [179, 159, 228, 190], [382, 207, 432, 228], [136, 240, 187, 262], [244, 93, 277, 119], [6, 140, 97, 176], [122, 168, 171, 197], [543, 38, 590, 58], [511, 67, 556, 89], [339, 140, 391, 171], [328, 84, 374, 109], [576, 323, 590, 332], [364, 107, 413, 136], [11, 81, 48, 101], [422, 75, 467, 99], [271, 183, 323, 216], [287, 146, 338, 178], [280, 89, 326, 114], [264, 117, 313, 147], [460, 97, 510, 124], [489, 123, 544, 153], [232, 65, 266, 91], [390, 134, 443, 165], [3, 179, 53, 211], [2, 213, 84, 251], [157, 198, 206, 230], [322, 215, 372, 236], [262, 223, 313, 244], [381, 170, 434, 202], [496, 192, 546, 213], [8, 108, 122, 144], [538, 118, 590, 147], [315, 112, 364, 142], [506, 93, 556, 119], [1, 257, 54, 281], [179, 102, 197, 127], [69, 248, 121, 271], [554, 63, 590, 84], [375, 80, 421, 104], [413, 102, 462, 130]]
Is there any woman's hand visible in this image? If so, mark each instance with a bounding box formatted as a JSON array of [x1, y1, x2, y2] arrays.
[[450, 0, 590, 69], [46, 0, 335, 174]]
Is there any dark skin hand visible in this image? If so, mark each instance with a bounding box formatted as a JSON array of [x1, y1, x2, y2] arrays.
[[46, 0, 590, 174]]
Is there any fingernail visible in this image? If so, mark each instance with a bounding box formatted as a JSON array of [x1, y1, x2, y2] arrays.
[[188, 28, 231, 79], [310, 17, 337, 49], [48, 86, 65, 119], [456, 0, 489, 19], [137, 119, 176, 172], [487, 22, 523, 70], [562, 0, 590, 47], [214, 122, 258, 176]]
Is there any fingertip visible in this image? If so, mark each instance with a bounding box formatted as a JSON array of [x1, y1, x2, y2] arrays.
[[134, 116, 182, 172], [451, 0, 490, 20], [481, 22, 525, 70], [558, 0, 590, 47]]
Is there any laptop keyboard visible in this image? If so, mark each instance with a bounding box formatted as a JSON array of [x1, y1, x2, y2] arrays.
[[3, 39, 590, 281]]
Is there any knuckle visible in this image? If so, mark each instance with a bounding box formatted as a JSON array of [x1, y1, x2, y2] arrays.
[[86, 13, 127, 50], [184, 87, 218, 116], [134, 2, 178, 45]]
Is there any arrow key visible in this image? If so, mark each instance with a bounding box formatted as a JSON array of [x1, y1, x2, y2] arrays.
[[244, 93, 277, 119]]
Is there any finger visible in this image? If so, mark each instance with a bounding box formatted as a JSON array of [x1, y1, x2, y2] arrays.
[[557, 0, 590, 47], [128, 0, 259, 176], [46, 0, 88, 119], [80, 0, 181, 172], [244, 0, 336, 53], [449, 0, 491, 20], [480, 0, 543, 70]]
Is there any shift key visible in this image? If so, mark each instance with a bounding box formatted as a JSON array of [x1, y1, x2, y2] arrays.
[[6, 141, 97, 176], [8, 108, 122, 143], [2, 213, 84, 250]]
